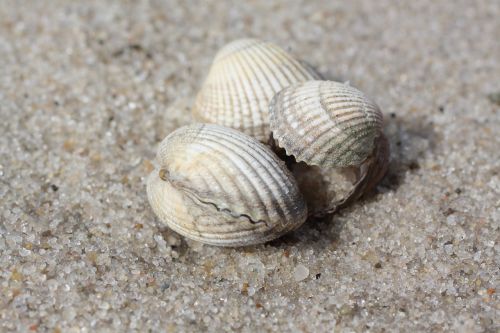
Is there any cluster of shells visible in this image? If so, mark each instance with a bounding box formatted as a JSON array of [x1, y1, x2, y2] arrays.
[[147, 38, 389, 247]]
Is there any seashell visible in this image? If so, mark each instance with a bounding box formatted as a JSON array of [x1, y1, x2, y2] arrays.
[[337, 133, 390, 209], [192, 38, 321, 142], [269, 80, 388, 216], [269, 80, 384, 168], [147, 123, 308, 247], [292, 133, 390, 217]]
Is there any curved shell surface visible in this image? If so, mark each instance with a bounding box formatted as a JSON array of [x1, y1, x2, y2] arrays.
[[269, 80, 384, 168], [147, 123, 308, 247], [305, 133, 390, 217], [192, 38, 320, 142], [344, 133, 390, 206]]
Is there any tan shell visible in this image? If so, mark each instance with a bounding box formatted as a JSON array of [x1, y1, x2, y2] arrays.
[[192, 38, 320, 142], [269, 80, 384, 168], [269, 80, 388, 216], [146, 123, 308, 246], [292, 133, 390, 217]]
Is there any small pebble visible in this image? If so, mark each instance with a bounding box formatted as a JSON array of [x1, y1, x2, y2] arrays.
[[293, 264, 309, 282]]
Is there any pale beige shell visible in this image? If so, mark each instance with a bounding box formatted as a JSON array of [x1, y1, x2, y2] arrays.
[[292, 133, 390, 217], [269, 80, 388, 217], [269, 80, 384, 168], [146, 123, 308, 246], [192, 38, 320, 142]]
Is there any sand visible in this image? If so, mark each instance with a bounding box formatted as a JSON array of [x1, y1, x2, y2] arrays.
[[0, 0, 499, 332]]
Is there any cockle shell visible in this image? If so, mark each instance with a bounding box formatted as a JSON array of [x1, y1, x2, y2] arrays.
[[269, 80, 388, 217], [269, 80, 384, 168], [147, 123, 308, 246], [192, 38, 321, 142]]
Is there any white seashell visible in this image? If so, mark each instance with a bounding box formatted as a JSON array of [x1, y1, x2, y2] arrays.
[[147, 123, 308, 246], [269, 80, 384, 168], [192, 38, 321, 142], [269, 80, 388, 216]]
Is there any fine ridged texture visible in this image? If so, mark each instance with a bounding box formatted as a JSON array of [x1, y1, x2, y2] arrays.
[[269, 80, 388, 216], [269, 80, 384, 168], [192, 38, 321, 142], [147, 123, 308, 247]]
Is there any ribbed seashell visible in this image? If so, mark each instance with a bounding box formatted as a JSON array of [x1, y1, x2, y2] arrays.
[[146, 123, 308, 247], [269, 80, 388, 216], [192, 38, 321, 142], [292, 133, 390, 217], [269, 80, 384, 168]]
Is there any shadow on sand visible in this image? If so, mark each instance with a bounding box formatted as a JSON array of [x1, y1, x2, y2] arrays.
[[267, 111, 439, 252]]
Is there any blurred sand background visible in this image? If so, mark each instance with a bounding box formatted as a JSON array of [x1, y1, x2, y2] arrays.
[[0, 0, 499, 332]]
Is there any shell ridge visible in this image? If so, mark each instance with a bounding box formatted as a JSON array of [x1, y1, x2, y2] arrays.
[[333, 128, 379, 164], [194, 39, 321, 141], [260, 43, 300, 84], [148, 124, 310, 246], [317, 121, 375, 162], [201, 129, 292, 218], [200, 128, 298, 220], [159, 125, 270, 223], [182, 187, 270, 227], [213, 38, 260, 63], [193, 67, 223, 122], [197, 129, 303, 232], [224, 53, 254, 131], [147, 175, 203, 238], [236, 46, 277, 141], [267, 43, 314, 80], [250, 43, 291, 91], [269, 80, 384, 168], [219, 59, 239, 128], [206, 125, 293, 184], [196, 135, 272, 221], [206, 127, 307, 227], [237, 43, 276, 102], [231, 49, 264, 138], [198, 156, 240, 208]]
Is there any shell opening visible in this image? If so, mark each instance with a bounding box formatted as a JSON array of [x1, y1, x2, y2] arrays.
[[159, 168, 170, 181]]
